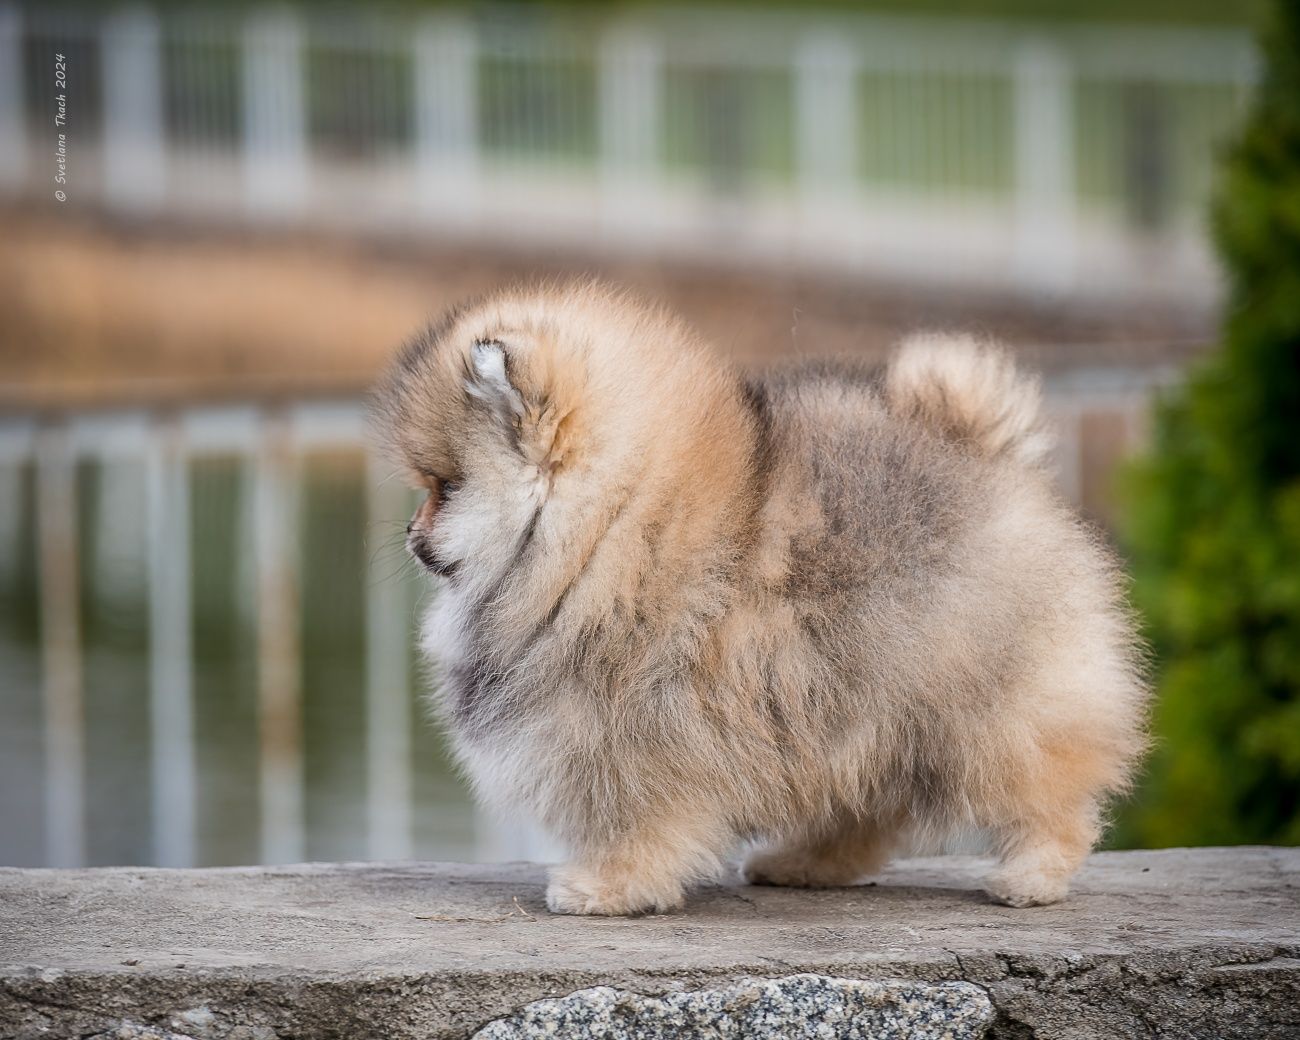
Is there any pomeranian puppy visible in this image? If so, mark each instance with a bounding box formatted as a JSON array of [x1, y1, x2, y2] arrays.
[[373, 282, 1147, 914]]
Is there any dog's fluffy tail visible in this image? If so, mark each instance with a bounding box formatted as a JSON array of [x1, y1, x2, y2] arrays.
[[885, 333, 1052, 468]]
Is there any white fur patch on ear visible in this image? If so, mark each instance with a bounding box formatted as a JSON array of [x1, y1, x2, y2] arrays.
[[467, 340, 525, 416]]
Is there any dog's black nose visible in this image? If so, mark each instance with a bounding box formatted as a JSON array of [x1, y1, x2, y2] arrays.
[[406, 519, 415, 536]]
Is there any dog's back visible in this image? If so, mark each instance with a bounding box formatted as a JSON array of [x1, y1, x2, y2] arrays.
[[742, 340, 1148, 905]]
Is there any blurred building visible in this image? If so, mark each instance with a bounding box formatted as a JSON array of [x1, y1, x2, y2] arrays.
[[3, 4, 1254, 296]]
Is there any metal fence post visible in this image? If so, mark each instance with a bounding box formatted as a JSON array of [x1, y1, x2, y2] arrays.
[[146, 421, 196, 867], [1013, 38, 1076, 295], [255, 415, 304, 863], [364, 454, 413, 862], [103, 6, 166, 211], [0, 3, 25, 191], [598, 23, 661, 239], [243, 7, 306, 219], [0, 460, 21, 591], [36, 426, 84, 868], [795, 32, 858, 211], [413, 14, 479, 226]]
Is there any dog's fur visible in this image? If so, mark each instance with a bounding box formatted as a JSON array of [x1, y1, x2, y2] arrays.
[[373, 283, 1148, 914]]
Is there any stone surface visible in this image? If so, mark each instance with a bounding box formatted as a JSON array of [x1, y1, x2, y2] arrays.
[[2, 847, 1298, 1039], [471, 974, 993, 1038]]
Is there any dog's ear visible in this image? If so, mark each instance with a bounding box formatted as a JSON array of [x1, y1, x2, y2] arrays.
[[466, 339, 526, 418], [465, 339, 569, 471]]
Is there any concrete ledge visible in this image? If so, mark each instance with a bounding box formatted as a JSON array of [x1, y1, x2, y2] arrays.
[[2, 848, 1297, 1039]]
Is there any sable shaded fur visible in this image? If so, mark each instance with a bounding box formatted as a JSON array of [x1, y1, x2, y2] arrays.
[[373, 282, 1149, 914]]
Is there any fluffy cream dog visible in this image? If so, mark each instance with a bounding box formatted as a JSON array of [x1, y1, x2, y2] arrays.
[[373, 282, 1147, 914]]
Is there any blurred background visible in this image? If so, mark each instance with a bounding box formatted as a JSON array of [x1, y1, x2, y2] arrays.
[[2, 0, 1294, 869]]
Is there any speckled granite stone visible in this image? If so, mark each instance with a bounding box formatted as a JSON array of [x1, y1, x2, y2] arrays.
[[471, 973, 994, 1039]]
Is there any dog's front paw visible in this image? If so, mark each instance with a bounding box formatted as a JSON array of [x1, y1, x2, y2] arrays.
[[545, 864, 684, 916]]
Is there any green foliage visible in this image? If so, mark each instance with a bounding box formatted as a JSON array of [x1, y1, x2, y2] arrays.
[[1115, 0, 1300, 847]]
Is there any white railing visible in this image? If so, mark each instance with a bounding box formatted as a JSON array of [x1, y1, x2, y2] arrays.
[[2, 4, 1255, 300], [0, 366, 1174, 868]]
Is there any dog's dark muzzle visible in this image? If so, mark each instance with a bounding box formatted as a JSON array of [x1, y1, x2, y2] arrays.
[[407, 530, 458, 577]]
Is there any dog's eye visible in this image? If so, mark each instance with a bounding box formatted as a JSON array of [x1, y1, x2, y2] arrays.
[[441, 480, 460, 499]]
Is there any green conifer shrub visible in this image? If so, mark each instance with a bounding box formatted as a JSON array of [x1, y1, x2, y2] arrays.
[[1116, 0, 1300, 846]]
